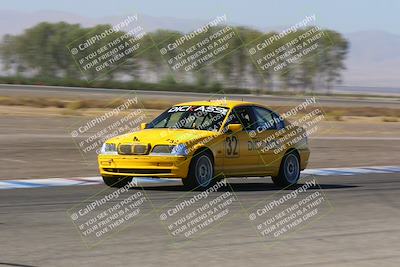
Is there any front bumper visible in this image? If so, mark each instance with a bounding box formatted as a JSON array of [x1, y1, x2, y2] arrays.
[[299, 148, 310, 170], [98, 154, 191, 178]]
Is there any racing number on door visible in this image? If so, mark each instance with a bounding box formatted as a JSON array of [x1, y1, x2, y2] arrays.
[[225, 136, 239, 157]]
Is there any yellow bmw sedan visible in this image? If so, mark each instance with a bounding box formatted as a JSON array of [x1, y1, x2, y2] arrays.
[[98, 100, 310, 189]]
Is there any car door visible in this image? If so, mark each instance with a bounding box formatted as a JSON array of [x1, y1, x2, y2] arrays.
[[250, 106, 286, 174], [222, 106, 262, 176]]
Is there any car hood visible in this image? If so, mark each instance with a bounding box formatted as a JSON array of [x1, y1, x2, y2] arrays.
[[106, 128, 219, 146]]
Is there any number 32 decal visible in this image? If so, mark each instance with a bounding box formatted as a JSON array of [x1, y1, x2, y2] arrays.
[[225, 136, 239, 157]]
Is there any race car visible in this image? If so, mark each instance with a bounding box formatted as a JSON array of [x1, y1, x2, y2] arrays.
[[98, 100, 310, 189]]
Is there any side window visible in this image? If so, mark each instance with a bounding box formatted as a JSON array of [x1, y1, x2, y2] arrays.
[[230, 106, 254, 131], [252, 107, 277, 130], [273, 112, 285, 130]]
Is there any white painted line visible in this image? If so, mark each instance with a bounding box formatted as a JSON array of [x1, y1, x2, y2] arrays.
[[0, 177, 180, 190], [0, 165, 399, 190]]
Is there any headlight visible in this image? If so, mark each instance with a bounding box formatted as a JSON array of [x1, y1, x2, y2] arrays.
[[151, 145, 174, 154], [171, 144, 189, 156], [150, 144, 188, 156], [100, 143, 117, 155]]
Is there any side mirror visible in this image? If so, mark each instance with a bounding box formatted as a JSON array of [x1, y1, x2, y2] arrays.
[[227, 123, 242, 133], [140, 123, 147, 130]]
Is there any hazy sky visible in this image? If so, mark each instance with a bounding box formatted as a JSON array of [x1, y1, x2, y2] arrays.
[[1, 0, 399, 34]]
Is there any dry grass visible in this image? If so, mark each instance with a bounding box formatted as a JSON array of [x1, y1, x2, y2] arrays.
[[382, 117, 399, 122], [323, 106, 400, 118], [0, 96, 66, 108], [0, 96, 172, 111], [0, 95, 399, 120], [325, 110, 346, 121], [271, 105, 400, 117]]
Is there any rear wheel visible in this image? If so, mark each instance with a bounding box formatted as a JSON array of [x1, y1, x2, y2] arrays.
[[183, 151, 215, 189], [102, 176, 132, 188], [272, 151, 300, 187]]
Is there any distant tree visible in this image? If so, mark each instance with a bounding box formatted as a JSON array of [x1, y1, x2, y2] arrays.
[[318, 30, 349, 93], [0, 22, 349, 93]]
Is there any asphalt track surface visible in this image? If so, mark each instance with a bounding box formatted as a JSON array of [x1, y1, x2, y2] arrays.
[[1, 173, 400, 267], [1, 84, 399, 266]]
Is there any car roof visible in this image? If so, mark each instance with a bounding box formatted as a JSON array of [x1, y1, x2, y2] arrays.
[[174, 100, 256, 109]]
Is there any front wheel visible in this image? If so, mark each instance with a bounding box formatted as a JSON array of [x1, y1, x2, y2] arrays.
[[102, 176, 132, 188], [183, 151, 215, 189], [272, 151, 300, 187]]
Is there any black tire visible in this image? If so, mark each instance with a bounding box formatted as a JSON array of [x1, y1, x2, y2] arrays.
[[272, 151, 300, 187], [102, 176, 132, 188], [183, 150, 215, 190]]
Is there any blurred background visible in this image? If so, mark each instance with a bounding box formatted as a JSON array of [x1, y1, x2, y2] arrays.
[[0, 0, 399, 94], [1, 2, 400, 267], [0, 0, 399, 180]]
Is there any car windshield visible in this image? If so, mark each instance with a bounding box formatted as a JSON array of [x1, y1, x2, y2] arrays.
[[147, 105, 229, 131]]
